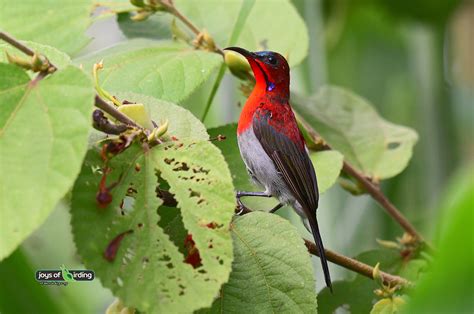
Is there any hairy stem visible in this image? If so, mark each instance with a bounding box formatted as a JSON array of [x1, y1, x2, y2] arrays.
[[237, 204, 410, 287]]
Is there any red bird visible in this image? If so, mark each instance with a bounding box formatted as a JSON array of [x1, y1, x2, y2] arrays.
[[225, 47, 332, 291]]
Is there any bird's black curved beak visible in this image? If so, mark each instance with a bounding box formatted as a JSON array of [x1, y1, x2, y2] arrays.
[[224, 47, 256, 60]]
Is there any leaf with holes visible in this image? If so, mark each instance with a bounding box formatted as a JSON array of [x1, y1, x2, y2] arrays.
[[75, 40, 222, 103], [292, 87, 418, 180], [71, 97, 235, 311], [0, 63, 94, 260], [202, 212, 317, 313], [174, 0, 308, 66], [0, 0, 93, 55]]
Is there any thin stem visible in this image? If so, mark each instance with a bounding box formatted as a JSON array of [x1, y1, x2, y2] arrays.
[[162, 0, 200, 35], [0, 31, 34, 56], [237, 204, 410, 287], [304, 239, 409, 286], [95, 95, 140, 128]]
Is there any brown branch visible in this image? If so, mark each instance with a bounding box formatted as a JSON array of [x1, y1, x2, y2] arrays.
[[236, 204, 410, 287], [94, 95, 140, 128], [1, 31, 56, 79], [304, 239, 409, 286], [0, 31, 34, 56]]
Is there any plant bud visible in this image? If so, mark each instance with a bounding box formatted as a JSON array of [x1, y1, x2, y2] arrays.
[[225, 51, 251, 80], [5, 51, 33, 70], [372, 262, 381, 281], [130, 0, 145, 7], [171, 18, 191, 42], [202, 30, 216, 51], [131, 10, 152, 21], [376, 238, 401, 250]]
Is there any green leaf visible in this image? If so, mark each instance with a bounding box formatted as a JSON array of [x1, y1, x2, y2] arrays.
[[371, 297, 406, 314], [403, 166, 474, 313], [116, 92, 209, 140], [318, 249, 403, 314], [174, 0, 308, 66], [0, 41, 71, 71], [0, 0, 93, 55], [0, 63, 94, 260], [310, 150, 343, 194], [75, 39, 222, 102], [209, 123, 343, 194], [292, 86, 418, 179], [71, 95, 235, 312], [204, 212, 317, 313], [116, 12, 172, 40], [0, 248, 66, 313]]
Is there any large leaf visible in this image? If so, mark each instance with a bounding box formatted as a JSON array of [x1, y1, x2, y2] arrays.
[[310, 150, 343, 193], [292, 87, 418, 180], [208, 123, 342, 194], [71, 96, 235, 312], [0, 0, 93, 55], [403, 167, 474, 313], [174, 0, 308, 66], [75, 40, 222, 103], [204, 212, 317, 313], [0, 63, 94, 260], [116, 92, 209, 140]]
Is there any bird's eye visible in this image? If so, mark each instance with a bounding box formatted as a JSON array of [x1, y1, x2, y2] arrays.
[[267, 56, 277, 65]]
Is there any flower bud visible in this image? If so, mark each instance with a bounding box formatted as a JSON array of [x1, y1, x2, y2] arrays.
[[225, 51, 252, 80]]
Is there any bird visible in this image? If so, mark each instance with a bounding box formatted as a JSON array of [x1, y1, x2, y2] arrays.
[[225, 47, 332, 291]]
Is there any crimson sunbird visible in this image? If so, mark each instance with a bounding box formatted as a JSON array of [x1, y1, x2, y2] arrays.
[[225, 47, 332, 291]]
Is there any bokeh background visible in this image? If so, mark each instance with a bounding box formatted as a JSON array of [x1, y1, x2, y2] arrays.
[[0, 0, 472, 313]]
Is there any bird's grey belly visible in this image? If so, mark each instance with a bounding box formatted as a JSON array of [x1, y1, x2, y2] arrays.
[[237, 127, 297, 207]]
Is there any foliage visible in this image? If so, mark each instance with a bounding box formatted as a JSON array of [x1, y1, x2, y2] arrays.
[[0, 62, 94, 260], [203, 212, 317, 313], [0, 0, 468, 313]]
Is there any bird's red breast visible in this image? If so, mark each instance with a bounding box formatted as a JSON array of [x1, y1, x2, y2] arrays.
[[237, 91, 305, 151]]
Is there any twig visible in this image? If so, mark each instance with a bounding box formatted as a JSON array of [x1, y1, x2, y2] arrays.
[[161, 0, 200, 36], [236, 204, 410, 287], [94, 95, 140, 128], [304, 239, 409, 286], [0, 31, 34, 56], [1, 31, 56, 78], [160, 0, 224, 56]]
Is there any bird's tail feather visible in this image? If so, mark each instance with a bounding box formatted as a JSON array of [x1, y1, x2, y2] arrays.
[[307, 215, 332, 292]]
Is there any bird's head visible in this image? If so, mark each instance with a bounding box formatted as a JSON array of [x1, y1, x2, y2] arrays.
[[225, 47, 289, 95]]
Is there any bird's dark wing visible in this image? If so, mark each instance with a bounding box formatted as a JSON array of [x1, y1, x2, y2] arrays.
[[252, 110, 319, 211], [253, 109, 333, 291]]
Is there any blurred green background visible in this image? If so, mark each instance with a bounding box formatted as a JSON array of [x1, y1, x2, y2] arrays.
[[0, 0, 472, 313]]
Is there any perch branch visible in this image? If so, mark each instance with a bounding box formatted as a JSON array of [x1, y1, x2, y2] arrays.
[[237, 204, 410, 287]]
